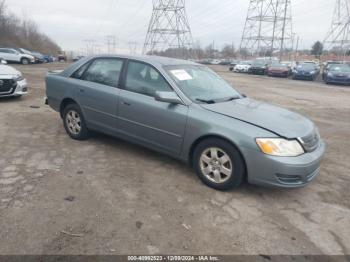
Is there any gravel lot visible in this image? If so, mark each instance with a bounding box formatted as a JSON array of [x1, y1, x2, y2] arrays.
[[0, 63, 349, 255]]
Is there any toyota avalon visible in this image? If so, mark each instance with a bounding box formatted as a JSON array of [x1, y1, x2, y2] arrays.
[[45, 55, 325, 190]]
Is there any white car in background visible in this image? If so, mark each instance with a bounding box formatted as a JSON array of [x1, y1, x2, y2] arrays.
[[234, 61, 251, 73], [0, 48, 35, 65], [0, 58, 28, 97]]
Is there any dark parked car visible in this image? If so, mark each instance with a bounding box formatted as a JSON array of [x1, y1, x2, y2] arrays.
[[31, 51, 46, 63], [267, 62, 291, 78], [248, 60, 269, 75], [324, 64, 350, 85], [58, 54, 67, 62], [292, 63, 319, 81], [322, 62, 343, 80], [45, 55, 325, 190], [43, 55, 54, 63]]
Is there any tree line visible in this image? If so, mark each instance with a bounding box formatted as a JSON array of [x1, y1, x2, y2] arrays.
[[0, 0, 61, 55]]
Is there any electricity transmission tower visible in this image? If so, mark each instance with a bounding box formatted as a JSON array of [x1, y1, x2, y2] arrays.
[[240, 0, 293, 59], [324, 0, 350, 54], [106, 35, 117, 54], [143, 0, 195, 59]]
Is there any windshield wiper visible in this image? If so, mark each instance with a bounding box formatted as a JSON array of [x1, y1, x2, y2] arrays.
[[195, 98, 216, 104], [222, 96, 241, 102]]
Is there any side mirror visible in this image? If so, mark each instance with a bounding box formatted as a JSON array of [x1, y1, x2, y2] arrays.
[[242, 94, 247, 98], [0, 58, 7, 65], [155, 91, 183, 105]]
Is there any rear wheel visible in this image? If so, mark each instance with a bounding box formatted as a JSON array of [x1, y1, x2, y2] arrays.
[[63, 103, 90, 140], [193, 138, 245, 191]]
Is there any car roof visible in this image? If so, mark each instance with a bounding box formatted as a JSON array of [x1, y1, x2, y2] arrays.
[[90, 54, 197, 67]]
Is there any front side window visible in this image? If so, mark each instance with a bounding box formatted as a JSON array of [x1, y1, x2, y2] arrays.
[[81, 58, 123, 87], [125, 61, 172, 97], [165, 65, 241, 103]]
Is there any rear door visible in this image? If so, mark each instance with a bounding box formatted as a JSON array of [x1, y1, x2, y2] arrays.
[[117, 60, 188, 155], [72, 58, 124, 133]]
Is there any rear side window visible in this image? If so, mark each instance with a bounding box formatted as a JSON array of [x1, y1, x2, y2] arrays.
[[81, 58, 123, 87], [125, 61, 172, 97]]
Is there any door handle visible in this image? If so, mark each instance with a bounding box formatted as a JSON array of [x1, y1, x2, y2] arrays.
[[122, 101, 131, 106]]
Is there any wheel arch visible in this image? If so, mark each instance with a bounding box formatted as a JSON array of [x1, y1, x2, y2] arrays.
[[188, 134, 248, 179], [60, 98, 78, 118]]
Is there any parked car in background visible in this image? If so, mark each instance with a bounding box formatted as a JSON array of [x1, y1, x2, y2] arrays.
[[0, 48, 35, 65], [322, 61, 343, 80], [31, 51, 46, 63], [73, 55, 85, 62], [0, 58, 28, 97], [249, 60, 269, 75], [233, 61, 251, 73], [267, 62, 291, 78], [46, 55, 325, 190], [43, 55, 54, 63], [324, 64, 350, 85], [229, 60, 240, 71], [281, 61, 297, 70], [292, 63, 319, 81], [58, 54, 67, 62], [219, 59, 231, 65], [210, 59, 221, 65]]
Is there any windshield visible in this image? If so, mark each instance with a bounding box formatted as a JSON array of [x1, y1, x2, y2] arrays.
[[252, 60, 267, 66], [20, 48, 32, 55], [329, 64, 350, 73], [297, 64, 316, 70], [240, 61, 251, 65], [165, 65, 241, 103]]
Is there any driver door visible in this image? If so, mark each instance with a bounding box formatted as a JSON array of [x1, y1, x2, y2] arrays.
[[117, 61, 188, 155]]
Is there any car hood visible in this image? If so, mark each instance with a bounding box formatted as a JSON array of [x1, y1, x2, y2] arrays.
[[0, 65, 20, 76], [201, 98, 315, 138]]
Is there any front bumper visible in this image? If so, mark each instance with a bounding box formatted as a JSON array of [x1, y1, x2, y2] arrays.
[[0, 79, 28, 97], [241, 140, 326, 188], [268, 71, 289, 77], [293, 73, 314, 80], [326, 77, 350, 85], [249, 68, 266, 74]]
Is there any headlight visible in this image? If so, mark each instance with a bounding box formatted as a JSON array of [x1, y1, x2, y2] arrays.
[[310, 71, 315, 74], [14, 74, 24, 81], [256, 138, 305, 157], [327, 72, 333, 77], [292, 70, 297, 74]]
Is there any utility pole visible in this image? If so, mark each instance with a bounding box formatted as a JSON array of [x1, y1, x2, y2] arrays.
[[240, 0, 293, 58], [324, 0, 350, 61], [143, 0, 196, 59]]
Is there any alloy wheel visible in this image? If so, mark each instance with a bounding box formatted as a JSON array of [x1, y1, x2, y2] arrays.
[[199, 147, 233, 184]]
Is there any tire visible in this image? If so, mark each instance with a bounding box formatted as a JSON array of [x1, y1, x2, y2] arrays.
[[21, 58, 30, 65], [62, 103, 90, 140], [193, 138, 245, 191]]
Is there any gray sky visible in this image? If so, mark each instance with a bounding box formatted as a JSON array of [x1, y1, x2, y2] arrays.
[[7, 0, 335, 54]]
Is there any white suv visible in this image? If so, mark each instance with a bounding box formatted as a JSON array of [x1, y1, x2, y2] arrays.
[[0, 48, 35, 65]]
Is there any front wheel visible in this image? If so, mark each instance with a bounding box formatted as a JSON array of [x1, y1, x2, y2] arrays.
[[63, 104, 90, 140], [21, 58, 30, 65], [193, 138, 245, 191]]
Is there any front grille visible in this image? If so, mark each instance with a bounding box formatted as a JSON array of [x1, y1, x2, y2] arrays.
[[0, 79, 16, 94], [299, 129, 320, 152]]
